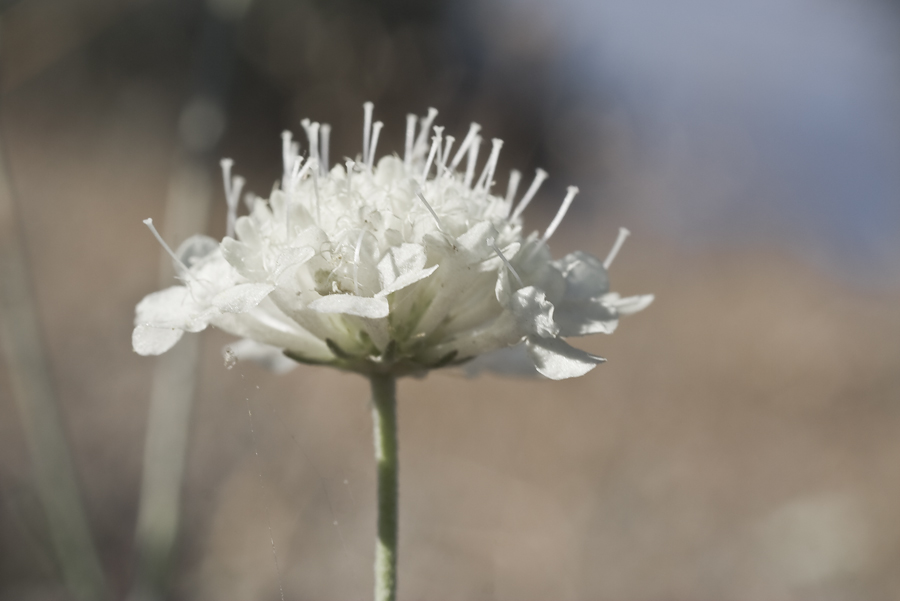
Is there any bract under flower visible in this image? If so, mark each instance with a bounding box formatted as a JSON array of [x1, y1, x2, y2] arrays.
[[133, 104, 652, 379]]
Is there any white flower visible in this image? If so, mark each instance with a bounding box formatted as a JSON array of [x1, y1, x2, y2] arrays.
[[133, 104, 652, 379]]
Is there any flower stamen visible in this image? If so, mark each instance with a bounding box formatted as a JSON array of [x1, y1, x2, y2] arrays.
[[487, 237, 523, 287], [449, 123, 481, 170], [142, 218, 197, 282], [475, 138, 503, 194], [421, 126, 443, 181], [404, 114, 416, 169], [603, 227, 631, 270], [542, 186, 579, 242], [412, 108, 439, 161], [220, 159, 245, 238], [320, 123, 331, 173], [367, 121, 384, 171], [362, 102, 374, 166], [463, 135, 482, 189], [511, 168, 548, 220], [415, 190, 445, 233]]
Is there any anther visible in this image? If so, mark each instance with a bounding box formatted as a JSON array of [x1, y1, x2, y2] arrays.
[[542, 186, 579, 242], [603, 227, 631, 270], [510, 168, 548, 220], [487, 237, 523, 288]]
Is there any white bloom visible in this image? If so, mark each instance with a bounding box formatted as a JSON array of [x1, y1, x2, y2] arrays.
[[133, 104, 652, 379]]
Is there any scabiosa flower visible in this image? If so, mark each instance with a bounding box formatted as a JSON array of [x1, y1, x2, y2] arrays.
[[133, 103, 652, 380]]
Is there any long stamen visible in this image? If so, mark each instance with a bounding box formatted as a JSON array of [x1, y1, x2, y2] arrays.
[[281, 131, 295, 186], [320, 123, 331, 174], [367, 121, 384, 170], [415, 190, 445, 233], [421, 126, 443, 181], [344, 159, 355, 195], [220, 159, 245, 238], [603, 227, 631, 270], [412, 108, 438, 160], [510, 168, 548, 220], [143, 218, 195, 280], [487, 237, 523, 287], [404, 114, 416, 169], [353, 229, 366, 295], [463, 135, 482, 189], [449, 123, 481, 170], [475, 138, 503, 193], [505, 169, 522, 204], [301, 119, 320, 165], [542, 186, 579, 242], [438, 135, 455, 176], [362, 102, 374, 165]]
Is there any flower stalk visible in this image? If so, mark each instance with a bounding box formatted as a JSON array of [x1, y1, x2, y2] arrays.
[[370, 374, 398, 601]]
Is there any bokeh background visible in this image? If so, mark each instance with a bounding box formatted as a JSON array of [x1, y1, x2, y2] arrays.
[[1, 0, 899, 599]]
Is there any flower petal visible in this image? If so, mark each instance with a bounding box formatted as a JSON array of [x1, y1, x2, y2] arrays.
[[212, 283, 274, 313], [510, 286, 559, 338], [553, 251, 610, 300], [132, 324, 184, 355], [554, 299, 619, 337], [603, 293, 655, 315], [525, 335, 605, 380], [308, 294, 390, 318], [376, 264, 438, 297], [377, 243, 427, 288]]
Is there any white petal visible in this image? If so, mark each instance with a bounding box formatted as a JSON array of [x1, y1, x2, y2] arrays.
[[308, 294, 390, 318], [135, 286, 191, 325], [225, 339, 298, 374], [525, 336, 605, 380], [377, 243, 428, 289], [462, 344, 538, 377], [553, 251, 610, 300], [376, 264, 438, 297], [510, 286, 559, 338], [132, 325, 184, 355], [212, 283, 274, 313], [554, 299, 619, 337], [604, 293, 655, 315]]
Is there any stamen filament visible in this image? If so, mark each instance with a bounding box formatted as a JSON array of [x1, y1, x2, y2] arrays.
[[320, 124, 331, 173], [603, 227, 631, 270], [463, 135, 482, 189], [404, 114, 416, 169], [439, 135, 455, 176], [487, 237, 523, 288], [505, 169, 522, 206], [415, 190, 445, 233], [510, 168, 548, 220], [362, 102, 374, 165], [475, 138, 503, 193], [450, 123, 481, 170], [421, 127, 443, 181], [412, 108, 439, 161], [367, 121, 384, 170], [542, 186, 579, 242], [143, 218, 195, 280]]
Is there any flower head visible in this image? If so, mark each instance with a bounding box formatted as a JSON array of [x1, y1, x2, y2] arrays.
[[133, 103, 652, 379]]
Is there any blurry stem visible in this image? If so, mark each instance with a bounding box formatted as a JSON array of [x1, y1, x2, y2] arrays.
[[130, 160, 212, 601], [370, 374, 398, 601], [0, 130, 108, 598]]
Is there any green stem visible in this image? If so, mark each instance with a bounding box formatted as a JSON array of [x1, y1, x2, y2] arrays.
[[370, 374, 398, 601]]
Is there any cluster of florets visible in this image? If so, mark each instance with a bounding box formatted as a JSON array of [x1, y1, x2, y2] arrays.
[[133, 104, 652, 379]]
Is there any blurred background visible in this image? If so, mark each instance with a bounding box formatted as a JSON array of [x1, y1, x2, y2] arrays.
[[1, 0, 899, 599]]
